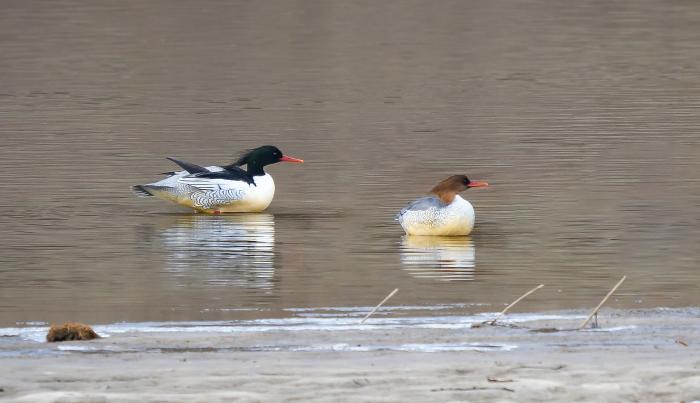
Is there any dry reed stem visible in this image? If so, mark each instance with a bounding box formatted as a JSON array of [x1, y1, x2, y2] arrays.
[[360, 288, 399, 324], [578, 275, 626, 330], [489, 284, 544, 325]]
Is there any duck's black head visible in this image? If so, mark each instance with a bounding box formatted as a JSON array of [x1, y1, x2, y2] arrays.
[[228, 145, 303, 176]]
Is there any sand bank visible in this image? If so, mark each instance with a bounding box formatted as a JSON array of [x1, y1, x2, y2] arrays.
[[1, 308, 699, 402]]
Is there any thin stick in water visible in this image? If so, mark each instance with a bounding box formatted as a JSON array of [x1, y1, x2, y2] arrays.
[[578, 276, 626, 330], [360, 288, 399, 324], [489, 284, 544, 325]]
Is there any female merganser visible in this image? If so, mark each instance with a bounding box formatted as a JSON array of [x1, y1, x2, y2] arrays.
[[395, 175, 489, 236], [132, 145, 303, 214], [400, 236, 476, 281]]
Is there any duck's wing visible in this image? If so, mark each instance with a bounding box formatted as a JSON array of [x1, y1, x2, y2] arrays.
[[177, 167, 254, 192], [133, 158, 242, 202], [161, 165, 225, 177], [166, 157, 210, 174], [395, 196, 445, 220], [195, 168, 254, 183]]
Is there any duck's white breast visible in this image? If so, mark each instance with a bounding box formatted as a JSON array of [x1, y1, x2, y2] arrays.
[[218, 173, 275, 212]]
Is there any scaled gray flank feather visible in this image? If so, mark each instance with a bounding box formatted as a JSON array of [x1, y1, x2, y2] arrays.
[[395, 196, 446, 220], [190, 188, 246, 209]]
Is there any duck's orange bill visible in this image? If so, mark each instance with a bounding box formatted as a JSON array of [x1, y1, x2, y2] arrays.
[[468, 181, 489, 188], [280, 155, 304, 163]]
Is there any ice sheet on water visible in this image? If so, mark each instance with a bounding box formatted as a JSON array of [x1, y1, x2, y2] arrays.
[[2, 306, 691, 343]]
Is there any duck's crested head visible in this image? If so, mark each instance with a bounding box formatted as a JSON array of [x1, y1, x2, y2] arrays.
[[430, 175, 489, 203], [232, 145, 304, 168]]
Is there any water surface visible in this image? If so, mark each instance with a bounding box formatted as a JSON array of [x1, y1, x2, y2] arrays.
[[2, 0, 700, 326]]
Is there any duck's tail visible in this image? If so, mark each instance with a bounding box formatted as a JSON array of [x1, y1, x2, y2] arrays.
[[132, 184, 155, 198]]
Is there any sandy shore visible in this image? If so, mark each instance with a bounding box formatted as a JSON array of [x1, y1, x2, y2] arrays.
[[2, 309, 700, 402]]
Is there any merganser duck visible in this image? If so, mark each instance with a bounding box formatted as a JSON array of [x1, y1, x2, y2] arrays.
[[132, 145, 303, 214], [395, 175, 489, 236]]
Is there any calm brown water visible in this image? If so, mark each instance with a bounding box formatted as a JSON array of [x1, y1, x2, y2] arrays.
[[2, 0, 700, 326]]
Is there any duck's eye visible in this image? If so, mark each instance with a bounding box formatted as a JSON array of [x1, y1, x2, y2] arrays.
[[463, 178, 469, 185]]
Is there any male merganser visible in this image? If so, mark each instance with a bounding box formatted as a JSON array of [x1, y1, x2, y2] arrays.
[[132, 145, 303, 214], [395, 175, 489, 236], [159, 214, 276, 289]]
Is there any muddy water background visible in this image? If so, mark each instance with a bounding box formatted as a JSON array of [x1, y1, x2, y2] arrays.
[[1, 0, 700, 326]]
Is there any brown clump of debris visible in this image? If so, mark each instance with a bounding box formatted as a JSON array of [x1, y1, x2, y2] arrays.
[[46, 322, 100, 342]]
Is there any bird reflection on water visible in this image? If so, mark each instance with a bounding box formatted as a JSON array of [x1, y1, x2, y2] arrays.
[[399, 236, 476, 282], [158, 214, 275, 290]]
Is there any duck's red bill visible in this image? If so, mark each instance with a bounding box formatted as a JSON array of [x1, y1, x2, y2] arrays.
[[280, 155, 304, 163], [468, 181, 489, 188]]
